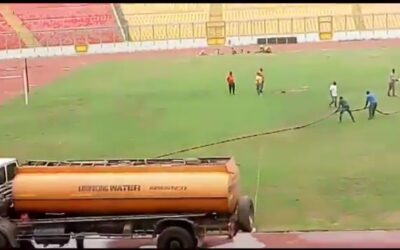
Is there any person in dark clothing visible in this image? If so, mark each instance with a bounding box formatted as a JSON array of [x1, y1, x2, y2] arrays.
[[387, 68, 398, 97], [226, 71, 235, 95], [364, 91, 378, 120], [337, 96, 355, 123]]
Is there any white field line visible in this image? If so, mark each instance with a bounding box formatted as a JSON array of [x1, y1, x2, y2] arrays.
[[0, 75, 21, 79]]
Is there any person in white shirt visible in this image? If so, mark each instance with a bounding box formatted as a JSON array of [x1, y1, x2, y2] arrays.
[[387, 68, 398, 97], [329, 81, 338, 108]]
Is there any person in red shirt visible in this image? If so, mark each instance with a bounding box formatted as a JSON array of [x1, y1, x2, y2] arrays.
[[226, 71, 235, 95]]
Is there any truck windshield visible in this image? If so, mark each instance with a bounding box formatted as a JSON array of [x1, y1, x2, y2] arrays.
[[0, 167, 5, 185], [7, 163, 17, 181]]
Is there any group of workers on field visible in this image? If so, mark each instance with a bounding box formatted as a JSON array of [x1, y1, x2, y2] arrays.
[[330, 68, 398, 122], [225, 67, 398, 123]]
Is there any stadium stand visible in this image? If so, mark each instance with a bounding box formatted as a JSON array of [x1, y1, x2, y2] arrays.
[[0, 4, 40, 47], [119, 4, 208, 41], [223, 4, 354, 35], [1, 3, 400, 50], [359, 4, 400, 30], [360, 4, 400, 14], [0, 12, 24, 50], [7, 4, 123, 46]]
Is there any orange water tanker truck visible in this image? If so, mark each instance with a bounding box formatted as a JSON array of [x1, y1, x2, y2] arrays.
[[0, 157, 254, 249]]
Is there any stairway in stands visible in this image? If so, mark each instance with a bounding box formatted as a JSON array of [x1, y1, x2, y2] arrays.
[[113, 4, 130, 41], [0, 4, 40, 47], [352, 4, 366, 30]]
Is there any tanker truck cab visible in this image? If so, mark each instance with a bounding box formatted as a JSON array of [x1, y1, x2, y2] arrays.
[[0, 157, 254, 249], [0, 158, 17, 218], [0, 158, 17, 202], [0, 158, 18, 248], [0, 158, 17, 183]]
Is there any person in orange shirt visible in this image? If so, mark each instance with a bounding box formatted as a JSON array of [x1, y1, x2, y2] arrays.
[[226, 71, 236, 95]]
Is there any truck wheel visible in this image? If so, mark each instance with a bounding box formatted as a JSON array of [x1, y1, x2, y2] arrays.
[[237, 196, 255, 232], [0, 233, 9, 249], [157, 226, 197, 249], [76, 237, 84, 249], [19, 240, 35, 249]]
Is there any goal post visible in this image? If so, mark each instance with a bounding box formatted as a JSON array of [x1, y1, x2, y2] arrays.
[[22, 58, 29, 105]]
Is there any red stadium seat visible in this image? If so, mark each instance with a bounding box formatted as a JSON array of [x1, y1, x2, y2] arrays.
[[7, 4, 123, 47]]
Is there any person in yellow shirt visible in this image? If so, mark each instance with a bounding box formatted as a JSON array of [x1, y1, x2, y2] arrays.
[[255, 73, 263, 96], [257, 68, 265, 93]]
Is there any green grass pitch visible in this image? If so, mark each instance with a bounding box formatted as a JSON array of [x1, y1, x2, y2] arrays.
[[1, 48, 400, 231]]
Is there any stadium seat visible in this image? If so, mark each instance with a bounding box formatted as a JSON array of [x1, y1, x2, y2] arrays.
[[7, 4, 123, 46], [120, 4, 208, 41]]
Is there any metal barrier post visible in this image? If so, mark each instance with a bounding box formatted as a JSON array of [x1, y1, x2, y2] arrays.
[[264, 19, 267, 35], [124, 24, 129, 45], [191, 22, 195, 43], [99, 28, 103, 47], [277, 18, 280, 34], [86, 31, 90, 49], [139, 25, 142, 45], [5, 33, 8, 52], [152, 24, 155, 45], [46, 31, 49, 47], [250, 20, 253, 39], [58, 30, 63, 46], [290, 17, 293, 34], [18, 32, 22, 50], [237, 21, 240, 42], [178, 23, 182, 43], [386, 13, 389, 35], [372, 13, 375, 36]]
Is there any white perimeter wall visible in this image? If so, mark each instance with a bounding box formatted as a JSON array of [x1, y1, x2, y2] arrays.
[[1, 29, 400, 60]]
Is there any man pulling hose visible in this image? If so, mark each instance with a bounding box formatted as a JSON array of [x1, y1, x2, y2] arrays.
[[364, 91, 378, 120], [336, 96, 355, 123]]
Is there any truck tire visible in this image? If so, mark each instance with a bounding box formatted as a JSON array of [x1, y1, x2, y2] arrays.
[[76, 237, 84, 249], [237, 196, 255, 232], [19, 240, 35, 249], [0, 232, 9, 249], [157, 226, 197, 249]]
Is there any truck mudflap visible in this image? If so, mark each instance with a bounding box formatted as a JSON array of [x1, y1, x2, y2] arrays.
[[0, 217, 18, 248]]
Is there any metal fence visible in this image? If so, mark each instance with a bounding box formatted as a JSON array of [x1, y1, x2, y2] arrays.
[[1, 13, 400, 51]]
